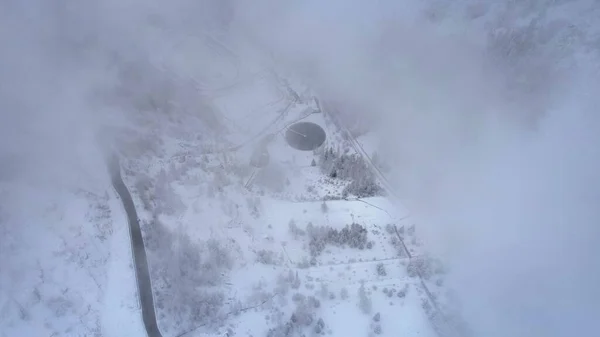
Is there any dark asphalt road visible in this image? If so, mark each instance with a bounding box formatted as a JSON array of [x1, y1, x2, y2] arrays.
[[108, 154, 163, 337]]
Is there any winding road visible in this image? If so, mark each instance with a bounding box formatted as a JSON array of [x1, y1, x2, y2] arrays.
[[108, 154, 163, 337]]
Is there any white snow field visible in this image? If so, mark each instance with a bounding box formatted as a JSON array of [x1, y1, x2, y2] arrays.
[[3, 1, 600, 337], [0, 147, 145, 337], [108, 50, 460, 336]]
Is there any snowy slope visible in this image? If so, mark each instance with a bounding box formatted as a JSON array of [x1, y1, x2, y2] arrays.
[[0, 152, 145, 337], [106, 39, 460, 336], [8, 1, 597, 336]]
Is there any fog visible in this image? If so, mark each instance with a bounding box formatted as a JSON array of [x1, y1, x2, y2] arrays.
[[1, 0, 599, 337], [238, 2, 600, 336]]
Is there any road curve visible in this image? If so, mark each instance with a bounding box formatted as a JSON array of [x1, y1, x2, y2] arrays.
[[108, 154, 163, 337]]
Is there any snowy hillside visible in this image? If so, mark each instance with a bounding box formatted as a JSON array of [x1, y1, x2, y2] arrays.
[[0, 148, 145, 337], [110, 59, 463, 336], [2, 1, 600, 337], [0, 35, 459, 336]]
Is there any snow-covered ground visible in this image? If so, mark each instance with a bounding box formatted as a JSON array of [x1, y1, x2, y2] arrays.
[[4, 1, 599, 337], [0, 29, 460, 337], [106, 54, 462, 337], [0, 152, 145, 336]]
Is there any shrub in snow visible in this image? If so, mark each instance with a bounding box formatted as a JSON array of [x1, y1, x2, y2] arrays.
[[206, 238, 233, 271], [46, 296, 72, 318], [291, 295, 317, 327], [246, 197, 261, 219], [320, 201, 328, 213], [266, 322, 295, 337], [154, 168, 186, 215], [373, 324, 382, 335], [376, 263, 387, 277], [319, 283, 329, 299], [276, 273, 291, 296], [143, 216, 174, 252], [297, 258, 310, 269], [323, 194, 343, 201], [422, 299, 433, 314], [147, 221, 234, 331], [340, 288, 349, 300], [290, 303, 314, 326], [212, 169, 231, 191], [407, 256, 444, 280], [288, 219, 305, 238], [407, 256, 428, 279], [397, 285, 409, 298], [308, 296, 321, 308], [134, 175, 154, 211], [292, 293, 305, 303], [385, 224, 396, 234], [397, 225, 405, 236], [342, 175, 383, 198], [341, 223, 369, 249], [317, 146, 383, 198], [315, 318, 325, 334], [189, 290, 225, 323], [271, 292, 327, 336], [256, 249, 279, 265], [309, 237, 327, 257], [305, 222, 316, 235], [155, 278, 226, 331], [307, 223, 369, 257], [357, 282, 372, 314], [287, 270, 301, 289]]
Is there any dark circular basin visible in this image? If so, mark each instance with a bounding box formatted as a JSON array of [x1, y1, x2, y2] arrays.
[[285, 122, 326, 151]]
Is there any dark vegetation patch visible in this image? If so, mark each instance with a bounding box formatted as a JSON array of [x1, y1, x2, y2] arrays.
[[317, 146, 384, 198]]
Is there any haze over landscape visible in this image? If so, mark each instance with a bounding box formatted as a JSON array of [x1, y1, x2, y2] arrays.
[[1, 1, 599, 337]]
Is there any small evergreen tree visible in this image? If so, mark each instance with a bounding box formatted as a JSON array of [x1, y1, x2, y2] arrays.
[[320, 201, 328, 213], [358, 281, 372, 314]]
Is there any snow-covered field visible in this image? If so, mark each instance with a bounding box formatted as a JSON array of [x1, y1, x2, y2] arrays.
[[0, 153, 145, 337], [0, 61, 458, 336], [3, 1, 600, 337], [113, 68, 457, 336]]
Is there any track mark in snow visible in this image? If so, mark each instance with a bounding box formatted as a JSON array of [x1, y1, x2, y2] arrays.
[[297, 258, 410, 287], [304, 256, 409, 269]]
